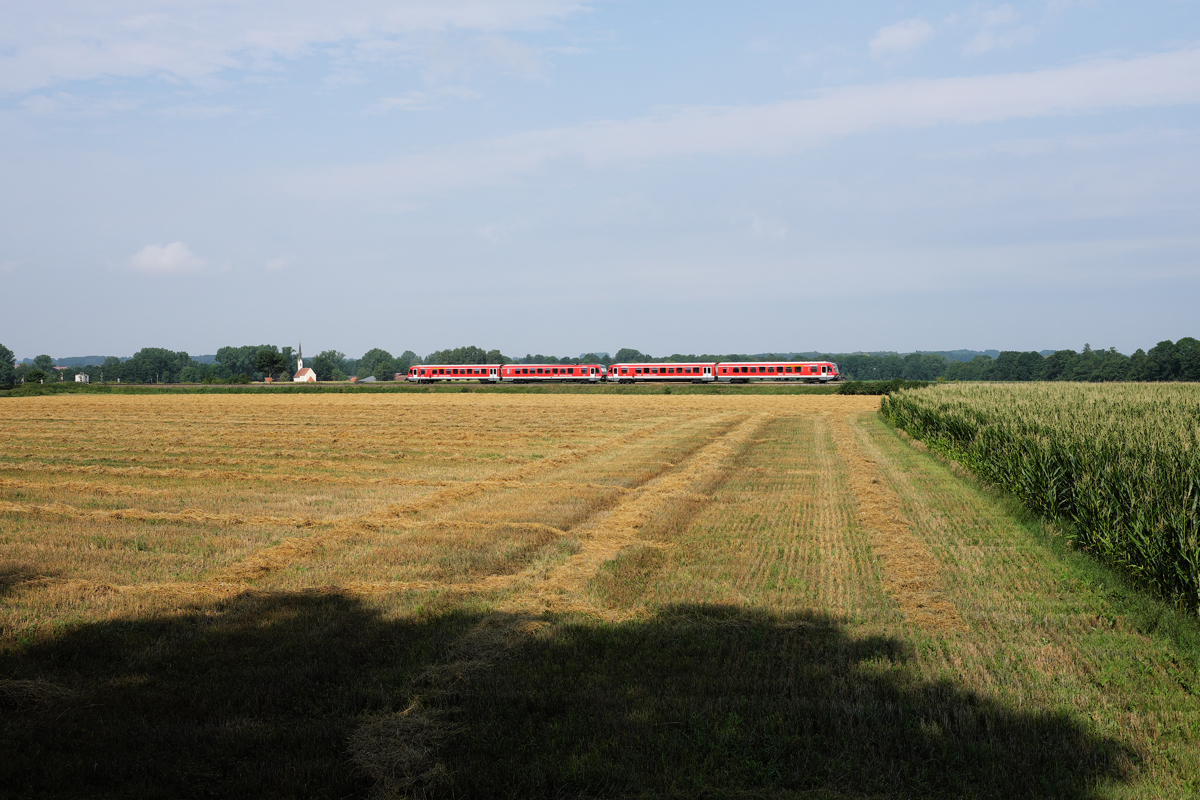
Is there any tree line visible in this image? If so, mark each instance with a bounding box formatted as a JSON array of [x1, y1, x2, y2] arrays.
[[3, 338, 1198, 386], [832, 340, 1200, 382]]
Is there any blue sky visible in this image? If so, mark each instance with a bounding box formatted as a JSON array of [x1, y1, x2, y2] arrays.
[[2, 1, 1198, 359]]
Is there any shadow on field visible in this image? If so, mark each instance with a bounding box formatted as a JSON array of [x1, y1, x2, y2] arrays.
[[434, 605, 1131, 800], [2, 596, 1131, 799], [1, 591, 481, 800]]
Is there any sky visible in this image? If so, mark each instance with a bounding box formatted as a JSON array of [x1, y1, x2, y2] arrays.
[[2, 0, 1199, 360]]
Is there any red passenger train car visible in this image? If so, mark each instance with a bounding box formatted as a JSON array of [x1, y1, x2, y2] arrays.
[[608, 361, 840, 384], [715, 361, 839, 383], [501, 364, 607, 382], [408, 364, 502, 383], [607, 363, 715, 383]]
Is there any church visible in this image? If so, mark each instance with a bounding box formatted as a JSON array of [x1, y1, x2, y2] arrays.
[[293, 343, 317, 382]]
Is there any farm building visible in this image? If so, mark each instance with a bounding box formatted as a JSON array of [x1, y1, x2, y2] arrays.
[[74, 373, 89, 383]]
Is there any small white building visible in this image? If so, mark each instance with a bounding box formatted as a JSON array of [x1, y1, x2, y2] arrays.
[[293, 342, 317, 382], [75, 373, 90, 383]]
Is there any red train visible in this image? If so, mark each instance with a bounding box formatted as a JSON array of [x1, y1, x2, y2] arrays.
[[406, 360, 839, 384], [407, 363, 606, 383], [608, 361, 839, 384]]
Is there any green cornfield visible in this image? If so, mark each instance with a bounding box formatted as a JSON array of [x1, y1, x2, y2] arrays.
[[881, 383, 1200, 610]]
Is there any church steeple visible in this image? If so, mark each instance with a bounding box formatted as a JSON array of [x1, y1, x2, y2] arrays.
[[297, 341, 303, 371]]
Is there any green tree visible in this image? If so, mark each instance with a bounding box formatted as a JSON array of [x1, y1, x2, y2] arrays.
[[216, 346, 262, 379], [1147, 340, 1179, 381], [358, 348, 394, 377], [424, 346, 490, 365], [120, 348, 193, 383], [1175, 337, 1200, 381], [373, 359, 397, 381], [100, 356, 123, 383], [1041, 350, 1077, 381], [614, 348, 648, 363], [0, 342, 15, 386], [255, 346, 288, 380], [310, 350, 347, 382], [25, 369, 46, 384], [33, 354, 55, 372], [900, 353, 947, 381], [389, 350, 420, 378]]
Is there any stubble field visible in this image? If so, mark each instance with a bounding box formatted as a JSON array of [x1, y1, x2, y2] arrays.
[[1, 392, 1198, 798]]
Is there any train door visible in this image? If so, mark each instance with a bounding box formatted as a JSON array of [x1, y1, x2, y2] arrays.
[[821, 365, 827, 376]]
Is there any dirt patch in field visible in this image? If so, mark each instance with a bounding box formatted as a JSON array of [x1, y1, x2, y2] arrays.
[[828, 414, 962, 632]]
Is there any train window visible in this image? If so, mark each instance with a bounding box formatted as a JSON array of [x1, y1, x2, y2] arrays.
[[536, 368, 543, 374]]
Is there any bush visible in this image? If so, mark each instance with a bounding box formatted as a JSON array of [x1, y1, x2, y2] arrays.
[[837, 379, 934, 396]]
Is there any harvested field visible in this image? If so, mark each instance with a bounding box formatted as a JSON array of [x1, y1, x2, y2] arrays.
[[2, 392, 1198, 799]]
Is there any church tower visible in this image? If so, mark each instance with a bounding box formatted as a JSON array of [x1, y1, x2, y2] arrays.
[[292, 341, 316, 382]]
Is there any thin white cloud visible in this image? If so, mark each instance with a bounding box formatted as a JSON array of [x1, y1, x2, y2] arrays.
[[964, 4, 1038, 55], [368, 91, 436, 113], [0, 0, 589, 95], [367, 85, 481, 113], [265, 256, 291, 271], [290, 46, 1200, 201], [750, 217, 788, 239], [127, 242, 207, 275], [0, 260, 20, 274], [18, 92, 142, 117], [870, 19, 934, 59], [157, 103, 236, 120]]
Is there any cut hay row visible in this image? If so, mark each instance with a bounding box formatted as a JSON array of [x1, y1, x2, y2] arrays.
[[1, 462, 633, 497]]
